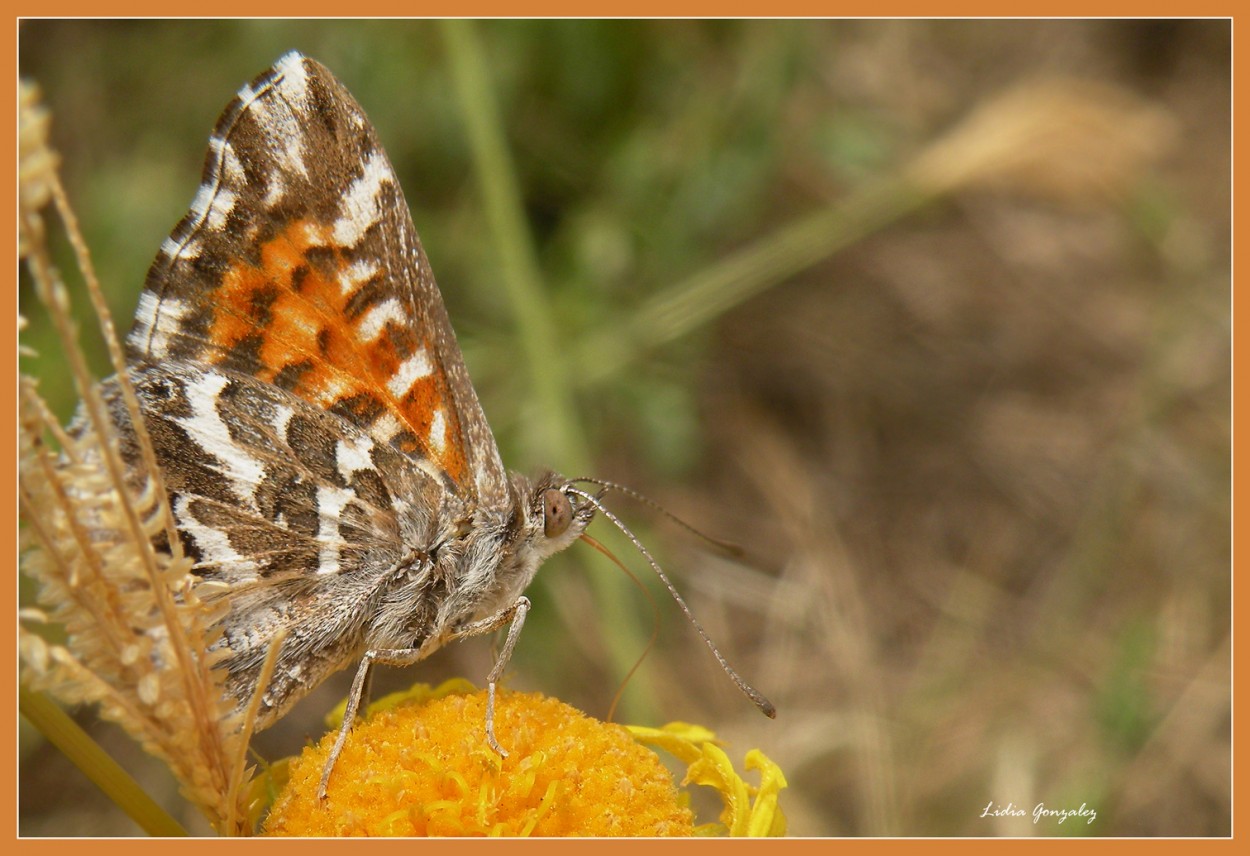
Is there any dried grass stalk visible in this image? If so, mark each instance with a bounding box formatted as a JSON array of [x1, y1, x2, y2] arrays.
[[18, 78, 261, 836]]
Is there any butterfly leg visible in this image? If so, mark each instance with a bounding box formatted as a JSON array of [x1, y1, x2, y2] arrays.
[[444, 595, 531, 758], [357, 661, 375, 718], [317, 642, 432, 800], [316, 596, 531, 799]]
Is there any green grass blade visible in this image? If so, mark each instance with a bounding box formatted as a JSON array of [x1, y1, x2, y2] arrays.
[[440, 20, 658, 721], [20, 687, 189, 837], [576, 175, 930, 386]]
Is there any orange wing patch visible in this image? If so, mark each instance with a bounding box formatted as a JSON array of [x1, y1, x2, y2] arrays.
[[206, 218, 467, 486]]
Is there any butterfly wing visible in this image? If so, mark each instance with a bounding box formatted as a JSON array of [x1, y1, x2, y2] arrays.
[[127, 52, 508, 507], [111, 361, 446, 723]]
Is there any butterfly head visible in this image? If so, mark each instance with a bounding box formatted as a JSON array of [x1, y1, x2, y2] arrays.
[[478, 472, 595, 613], [520, 472, 597, 560]]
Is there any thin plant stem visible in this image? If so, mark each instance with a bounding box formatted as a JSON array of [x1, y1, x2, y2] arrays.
[[19, 687, 188, 837], [574, 175, 930, 386], [439, 19, 657, 722]]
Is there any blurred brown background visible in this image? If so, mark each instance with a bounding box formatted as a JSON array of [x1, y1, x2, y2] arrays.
[[19, 19, 1229, 836]]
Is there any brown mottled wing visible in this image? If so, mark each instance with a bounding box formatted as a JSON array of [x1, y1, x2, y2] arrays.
[[126, 51, 508, 506], [109, 360, 445, 724]]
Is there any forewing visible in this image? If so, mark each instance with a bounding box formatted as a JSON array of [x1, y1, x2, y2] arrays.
[[126, 52, 508, 505]]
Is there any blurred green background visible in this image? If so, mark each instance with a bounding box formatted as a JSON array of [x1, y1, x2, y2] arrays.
[[19, 19, 1229, 836]]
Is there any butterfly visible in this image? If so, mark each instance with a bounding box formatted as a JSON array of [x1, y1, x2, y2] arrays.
[[105, 51, 771, 796]]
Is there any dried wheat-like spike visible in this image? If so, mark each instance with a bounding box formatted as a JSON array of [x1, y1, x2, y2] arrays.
[[18, 80, 56, 257], [18, 81, 257, 836]]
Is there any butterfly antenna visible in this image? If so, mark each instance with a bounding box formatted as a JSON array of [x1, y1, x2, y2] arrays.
[[566, 487, 776, 719], [568, 477, 745, 558]]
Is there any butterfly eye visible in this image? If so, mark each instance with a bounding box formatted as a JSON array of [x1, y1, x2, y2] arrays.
[[542, 488, 573, 539]]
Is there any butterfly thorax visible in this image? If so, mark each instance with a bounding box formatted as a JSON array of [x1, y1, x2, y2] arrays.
[[371, 470, 593, 652]]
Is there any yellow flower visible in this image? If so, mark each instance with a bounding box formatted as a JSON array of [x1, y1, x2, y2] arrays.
[[263, 681, 785, 837], [628, 722, 788, 837]]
